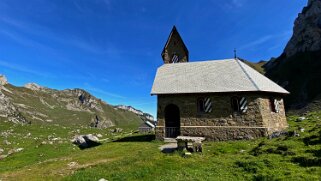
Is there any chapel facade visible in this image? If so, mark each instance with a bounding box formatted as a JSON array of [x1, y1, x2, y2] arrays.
[[151, 26, 289, 141]]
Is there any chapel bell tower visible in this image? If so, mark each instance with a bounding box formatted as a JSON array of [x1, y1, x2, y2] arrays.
[[161, 26, 189, 64]]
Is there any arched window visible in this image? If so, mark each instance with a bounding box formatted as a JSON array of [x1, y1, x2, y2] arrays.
[[231, 97, 239, 112], [231, 96, 248, 114], [197, 97, 212, 113]]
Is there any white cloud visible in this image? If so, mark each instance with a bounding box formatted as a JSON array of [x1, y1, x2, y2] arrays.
[[0, 60, 54, 78], [83, 83, 126, 99], [239, 35, 273, 50], [238, 31, 292, 51]]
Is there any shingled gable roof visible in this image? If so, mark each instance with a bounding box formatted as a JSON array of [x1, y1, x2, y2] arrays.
[[151, 59, 289, 95]]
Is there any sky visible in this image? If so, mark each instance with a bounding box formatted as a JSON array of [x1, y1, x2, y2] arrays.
[[0, 0, 307, 118]]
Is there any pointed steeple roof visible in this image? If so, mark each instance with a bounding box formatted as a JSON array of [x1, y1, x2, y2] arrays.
[[161, 26, 189, 62]]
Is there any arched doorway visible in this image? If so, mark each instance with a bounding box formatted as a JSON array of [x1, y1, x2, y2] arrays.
[[164, 104, 180, 138]]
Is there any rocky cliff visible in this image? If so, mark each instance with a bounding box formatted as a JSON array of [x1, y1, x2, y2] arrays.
[[0, 76, 144, 128], [284, 0, 321, 57], [265, 0, 321, 109]]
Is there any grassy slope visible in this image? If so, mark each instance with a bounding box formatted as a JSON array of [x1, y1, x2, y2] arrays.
[[0, 111, 320, 180], [242, 60, 267, 74], [2, 84, 143, 129]]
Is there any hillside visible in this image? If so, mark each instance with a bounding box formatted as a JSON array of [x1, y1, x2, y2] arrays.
[[239, 59, 267, 74], [0, 76, 145, 129]]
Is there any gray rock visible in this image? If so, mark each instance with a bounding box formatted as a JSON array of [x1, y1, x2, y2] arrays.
[[0, 90, 29, 124], [72, 134, 100, 149], [284, 0, 321, 57], [297, 117, 306, 121], [15, 148, 24, 152], [0, 148, 4, 154], [299, 128, 305, 132], [98, 179, 108, 181], [83, 134, 99, 142], [72, 135, 88, 148], [269, 131, 288, 139], [0, 154, 7, 159], [3, 140, 11, 145]]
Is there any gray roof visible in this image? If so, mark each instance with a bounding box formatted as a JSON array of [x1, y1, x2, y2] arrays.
[[151, 59, 289, 95]]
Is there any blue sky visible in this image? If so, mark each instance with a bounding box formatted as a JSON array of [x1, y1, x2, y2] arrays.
[[0, 0, 306, 117]]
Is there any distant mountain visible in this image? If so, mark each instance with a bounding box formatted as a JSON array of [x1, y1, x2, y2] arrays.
[[114, 105, 155, 122], [0, 75, 144, 129], [264, 0, 321, 110]]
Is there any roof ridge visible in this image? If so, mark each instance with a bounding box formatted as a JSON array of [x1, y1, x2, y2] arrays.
[[160, 58, 235, 67], [235, 59, 260, 91]]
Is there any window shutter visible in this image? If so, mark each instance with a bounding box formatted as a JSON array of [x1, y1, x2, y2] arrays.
[[274, 99, 280, 113], [171, 54, 179, 63], [239, 97, 248, 113], [204, 97, 212, 113]]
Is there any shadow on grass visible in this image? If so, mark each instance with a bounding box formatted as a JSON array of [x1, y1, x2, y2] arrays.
[[79, 141, 102, 150], [292, 156, 321, 167], [303, 135, 321, 146], [114, 134, 155, 142], [161, 147, 177, 154], [306, 149, 321, 157]]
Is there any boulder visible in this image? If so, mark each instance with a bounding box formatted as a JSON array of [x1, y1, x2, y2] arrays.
[[297, 117, 306, 122], [72, 134, 100, 149], [72, 135, 88, 148], [83, 134, 99, 142]]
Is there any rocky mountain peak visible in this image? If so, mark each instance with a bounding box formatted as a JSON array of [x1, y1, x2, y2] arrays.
[[24, 83, 45, 91], [284, 0, 321, 57], [0, 75, 8, 86]]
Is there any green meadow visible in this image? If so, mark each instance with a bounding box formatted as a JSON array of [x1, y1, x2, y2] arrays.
[[0, 111, 321, 180]]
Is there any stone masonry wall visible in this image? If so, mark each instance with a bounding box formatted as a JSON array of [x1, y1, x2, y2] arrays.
[[155, 93, 288, 141], [259, 96, 288, 133]]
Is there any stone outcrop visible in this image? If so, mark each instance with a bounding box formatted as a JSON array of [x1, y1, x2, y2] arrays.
[[62, 89, 104, 112], [24, 83, 46, 91], [0, 90, 29, 124], [284, 0, 321, 57], [0, 75, 8, 86]]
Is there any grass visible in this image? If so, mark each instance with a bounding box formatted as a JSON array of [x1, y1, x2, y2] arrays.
[[0, 111, 321, 180]]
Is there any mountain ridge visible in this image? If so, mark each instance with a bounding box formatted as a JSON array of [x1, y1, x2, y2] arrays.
[[0, 75, 150, 129]]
